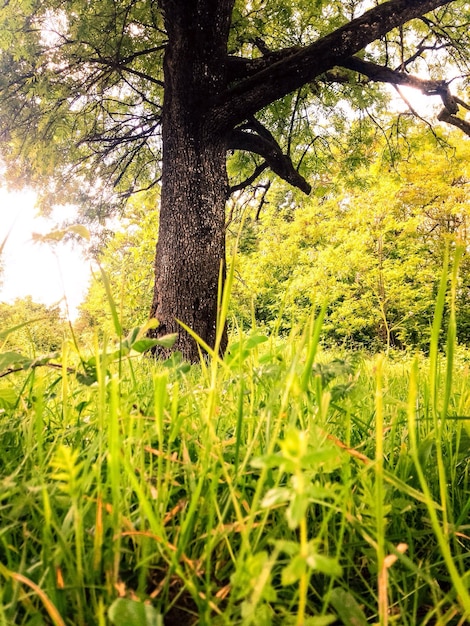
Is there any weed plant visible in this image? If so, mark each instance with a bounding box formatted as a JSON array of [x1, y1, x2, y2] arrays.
[[0, 255, 469, 625]]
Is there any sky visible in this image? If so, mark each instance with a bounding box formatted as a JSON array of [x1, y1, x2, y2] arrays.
[[0, 188, 91, 320]]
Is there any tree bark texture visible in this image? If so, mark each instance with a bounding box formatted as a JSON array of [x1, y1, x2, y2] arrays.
[[150, 2, 233, 361]]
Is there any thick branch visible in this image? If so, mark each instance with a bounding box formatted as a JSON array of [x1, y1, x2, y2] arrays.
[[215, 0, 454, 128], [226, 47, 299, 83], [227, 125, 311, 195], [339, 55, 470, 136], [437, 108, 470, 137], [340, 56, 459, 112]]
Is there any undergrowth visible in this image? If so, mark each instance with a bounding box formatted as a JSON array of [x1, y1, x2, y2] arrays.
[[0, 253, 469, 625]]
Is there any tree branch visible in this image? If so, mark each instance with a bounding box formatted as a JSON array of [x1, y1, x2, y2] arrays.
[[87, 56, 164, 87], [215, 0, 455, 128], [340, 56, 459, 112], [227, 119, 311, 194], [338, 55, 470, 137], [437, 108, 470, 137], [228, 161, 269, 196]]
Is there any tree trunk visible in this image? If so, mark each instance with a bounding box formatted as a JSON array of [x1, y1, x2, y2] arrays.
[[150, 2, 232, 362]]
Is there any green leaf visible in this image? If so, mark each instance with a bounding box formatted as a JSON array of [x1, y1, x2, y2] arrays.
[[129, 334, 177, 353], [131, 338, 161, 353], [251, 453, 283, 469], [99, 266, 123, 337], [226, 334, 269, 364], [75, 360, 99, 386], [0, 351, 30, 372], [274, 540, 301, 557], [286, 492, 309, 529], [261, 487, 292, 508], [152, 333, 178, 349], [281, 428, 309, 461], [108, 598, 161, 626], [244, 334, 269, 350], [0, 386, 17, 408], [125, 325, 142, 347], [305, 548, 342, 577], [49, 445, 84, 495], [304, 617, 337, 626], [281, 554, 306, 586], [329, 588, 368, 626]]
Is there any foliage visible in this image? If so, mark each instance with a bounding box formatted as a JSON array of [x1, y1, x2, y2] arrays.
[[75, 193, 158, 340], [1, 1, 466, 211], [0, 1, 469, 227], [231, 131, 470, 350], [0, 296, 67, 353], [74, 128, 470, 352], [0, 229, 8, 289], [0, 273, 469, 624]]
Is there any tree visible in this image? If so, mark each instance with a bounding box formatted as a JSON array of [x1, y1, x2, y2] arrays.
[[1, 0, 470, 360]]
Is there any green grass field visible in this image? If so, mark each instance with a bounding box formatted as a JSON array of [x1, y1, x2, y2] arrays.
[[0, 316, 469, 625], [1, 258, 469, 625]]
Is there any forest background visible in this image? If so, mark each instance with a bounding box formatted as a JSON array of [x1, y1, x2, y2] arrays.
[[3, 126, 469, 357]]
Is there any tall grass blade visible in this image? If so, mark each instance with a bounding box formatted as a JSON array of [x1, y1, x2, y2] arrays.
[[300, 302, 327, 392], [98, 266, 122, 337], [429, 245, 449, 416], [442, 244, 464, 420]]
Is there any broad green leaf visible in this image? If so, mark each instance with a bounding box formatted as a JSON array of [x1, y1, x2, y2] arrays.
[[261, 487, 292, 508], [274, 540, 300, 557], [281, 554, 306, 586], [244, 334, 269, 350], [108, 598, 161, 626], [151, 333, 178, 349], [305, 549, 342, 577], [251, 452, 296, 472], [0, 351, 30, 372], [130, 338, 160, 353], [0, 386, 17, 408], [329, 588, 368, 626], [286, 492, 309, 529], [129, 338, 159, 353]]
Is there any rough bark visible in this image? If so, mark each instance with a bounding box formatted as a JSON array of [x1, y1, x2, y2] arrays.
[[438, 107, 470, 137], [150, 1, 233, 361]]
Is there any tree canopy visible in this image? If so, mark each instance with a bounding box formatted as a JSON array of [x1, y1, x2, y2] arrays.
[[1, 0, 470, 359], [1, 0, 469, 209]]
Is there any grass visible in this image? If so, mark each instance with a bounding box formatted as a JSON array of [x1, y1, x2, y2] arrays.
[[0, 266, 469, 624]]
